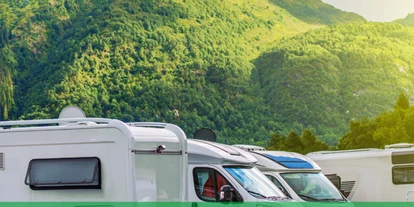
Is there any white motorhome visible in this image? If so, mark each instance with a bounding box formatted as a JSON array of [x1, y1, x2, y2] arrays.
[[0, 106, 188, 202], [233, 145, 349, 203], [187, 139, 294, 203], [307, 143, 414, 202]]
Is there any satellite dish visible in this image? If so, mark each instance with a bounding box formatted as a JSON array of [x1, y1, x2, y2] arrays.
[[59, 106, 86, 119], [193, 128, 217, 142]]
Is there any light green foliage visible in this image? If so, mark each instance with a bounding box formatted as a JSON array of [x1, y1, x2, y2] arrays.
[[394, 13, 414, 27], [269, 0, 366, 25]]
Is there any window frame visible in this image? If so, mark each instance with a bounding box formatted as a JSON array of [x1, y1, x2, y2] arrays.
[[265, 174, 292, 198], [24, 157, 102, 190], [193, 167, 241, 202], [392, 165, 414, 185]]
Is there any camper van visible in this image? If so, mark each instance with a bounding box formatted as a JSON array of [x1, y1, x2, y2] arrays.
[[187, 139, 294, 203], [233, 145, 348, 203], [0, 106, 188, 202], [307, 143, 414, 202]]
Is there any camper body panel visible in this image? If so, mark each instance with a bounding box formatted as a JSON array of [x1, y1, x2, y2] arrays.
[[0, 126, 130, 202], [307, 148, 414, 202], [0, 116, 188, 202]]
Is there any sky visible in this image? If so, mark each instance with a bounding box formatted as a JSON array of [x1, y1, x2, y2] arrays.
[[321, 0, 414, 22]]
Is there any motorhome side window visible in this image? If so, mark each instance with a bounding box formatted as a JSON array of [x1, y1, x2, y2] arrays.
[[25, 157, 101, 190], [265, 174, 291, 198], [193, 168, 234, 202], [392, 165, 414, 184]]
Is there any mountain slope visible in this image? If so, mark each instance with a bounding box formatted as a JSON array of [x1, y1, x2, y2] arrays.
[[254, 22, 414, 145], [269, 0, 366, 25], [394, 13, 414, 27], [0, 0, 373, 145], [1, 0, 322, 145]]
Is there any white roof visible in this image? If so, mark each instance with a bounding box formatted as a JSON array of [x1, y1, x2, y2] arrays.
[[307, 146, 414, 161], [232, 144, 266, 151], [129, 126, 178, 142], [188, 139, 257, 165]]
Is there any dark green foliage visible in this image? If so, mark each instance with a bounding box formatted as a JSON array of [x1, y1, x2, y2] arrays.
[[395, 92, 410, 110], [338, 93, 414, 149], [269, 0, 366, 25], [255, 22, 414, 146], [267, 129, 330, 154]]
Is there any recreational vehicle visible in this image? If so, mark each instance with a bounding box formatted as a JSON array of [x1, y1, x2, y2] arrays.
[[187, 139, 294, 203], [233, 145, 349, 203], [307, 143, 414, 202], [0, 106, 188, 202]]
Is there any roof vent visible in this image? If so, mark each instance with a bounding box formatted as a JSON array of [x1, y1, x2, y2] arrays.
[[385, 143, 414, 149]]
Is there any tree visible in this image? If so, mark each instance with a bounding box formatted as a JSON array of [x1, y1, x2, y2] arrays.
[[301, 129, 329, 154], [395, 92, 410, 110]]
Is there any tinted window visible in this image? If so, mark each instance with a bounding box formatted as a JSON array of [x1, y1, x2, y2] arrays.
[[25, 157, 101, 190], [393, 166, 414, 184]]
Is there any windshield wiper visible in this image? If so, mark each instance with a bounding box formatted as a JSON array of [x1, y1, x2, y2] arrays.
[[298, 194, 320, 201], [247, 190, 267, 199], [266, 196, 290, 201], [317, 198, 347, 202]]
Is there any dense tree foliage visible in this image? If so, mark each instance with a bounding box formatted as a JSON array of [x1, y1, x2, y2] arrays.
[[267, 129, 330, 154], [255, 23, 414, 146], [338, 92, 414, 149], [0, 0, 327, 145], [0, 0, 401, 148]]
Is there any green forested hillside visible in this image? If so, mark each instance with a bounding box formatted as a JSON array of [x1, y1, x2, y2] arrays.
[[255, 23, 414, 146], [0, 0, 326, 145], [268, 0, 366, 25], [394, 13, 414, 27]]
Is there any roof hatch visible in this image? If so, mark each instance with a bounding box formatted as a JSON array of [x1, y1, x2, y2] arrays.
[[262, 154, 314, 169]]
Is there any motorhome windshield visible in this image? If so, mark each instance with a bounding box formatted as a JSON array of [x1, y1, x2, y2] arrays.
[[281, 172, 345, 202], [224, 166, 287, 200]]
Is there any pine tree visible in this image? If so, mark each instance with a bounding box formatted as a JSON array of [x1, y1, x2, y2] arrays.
[[395, 92, 410, 110]]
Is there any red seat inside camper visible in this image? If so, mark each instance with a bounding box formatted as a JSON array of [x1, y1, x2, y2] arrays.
[[202, 173, 227, 198]]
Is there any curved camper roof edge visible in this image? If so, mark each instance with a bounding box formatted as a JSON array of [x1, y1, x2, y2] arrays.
[[0, 114, 188, 154], [306, 148, 391, 161], [188, 139, 257, 165]]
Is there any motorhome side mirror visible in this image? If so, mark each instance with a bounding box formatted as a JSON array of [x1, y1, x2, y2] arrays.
[[219, 185, 233, 202]]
